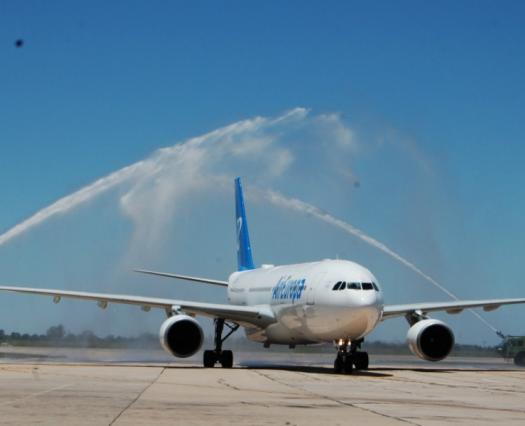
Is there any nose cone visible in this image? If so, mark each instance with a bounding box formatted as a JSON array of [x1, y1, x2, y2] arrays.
[[356, 288, 381, 308], [342, 291, 382, 338], [353, 288, 383, 334], [360, 289, 376, 303]]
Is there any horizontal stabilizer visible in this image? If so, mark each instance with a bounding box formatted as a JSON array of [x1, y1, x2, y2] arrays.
[[134, 269, 228, 287]]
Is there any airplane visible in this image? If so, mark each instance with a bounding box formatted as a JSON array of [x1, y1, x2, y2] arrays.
[[1, 177, 525, 373]]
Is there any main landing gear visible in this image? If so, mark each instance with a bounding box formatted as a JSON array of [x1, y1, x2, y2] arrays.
[[203, 318, 239, 368], [334, 338, 369, 374]]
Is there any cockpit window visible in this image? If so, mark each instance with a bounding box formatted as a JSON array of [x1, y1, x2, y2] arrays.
[[332, 281, 342, 290], [372, 282, 379, 291], [347, 282, 361, 290], [339, 282, 346, 290], [362, 282, 374, 290]]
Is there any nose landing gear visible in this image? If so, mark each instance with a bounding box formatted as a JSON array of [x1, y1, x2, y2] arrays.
[[203, 318, 239, 368], [334, 338, 369, 374]]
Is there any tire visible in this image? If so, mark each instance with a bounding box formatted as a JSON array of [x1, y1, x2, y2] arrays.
[[514, 352, 525, 367], [354, 352, 369, 370], [203, 350, 216, 368], [344, 356, 354, 374], [334, 357, 344, 374], [220, 350, 234, 368]]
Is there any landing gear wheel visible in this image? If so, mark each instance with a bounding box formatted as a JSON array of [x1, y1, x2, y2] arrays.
[[220, 350, 233, 368], [514, 352, 525, 366], [354, 352, 369, 370], [334, 338, 367, 374], [202, 319, 239, 368], [334, 357, 344, 374], [334, 354, 353, 374], [344, 356, 354, 374], [203, 350, 216, 368]]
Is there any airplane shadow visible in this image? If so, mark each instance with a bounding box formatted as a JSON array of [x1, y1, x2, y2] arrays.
[[159, 363, 522, 375], [371, 366, 524, 373], [239, 362, 393, 377], [158, 362, 392, 377]]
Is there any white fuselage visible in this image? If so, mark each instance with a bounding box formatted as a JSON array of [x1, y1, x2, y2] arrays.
[[227, 259, 384, 345]]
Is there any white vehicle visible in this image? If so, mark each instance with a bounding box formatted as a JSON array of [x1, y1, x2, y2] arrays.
[[1, 178, 525, 373]]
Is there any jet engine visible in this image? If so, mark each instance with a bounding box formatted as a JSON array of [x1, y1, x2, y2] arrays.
[[159, 315, 204, 358], [407, 319, 454, 361]]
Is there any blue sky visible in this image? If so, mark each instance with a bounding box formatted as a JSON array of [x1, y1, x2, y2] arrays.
[[1, 1, 524, 344]]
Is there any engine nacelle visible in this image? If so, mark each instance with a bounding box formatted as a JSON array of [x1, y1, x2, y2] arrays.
[[159, 315, 204, 358], [407, 319, 455, 362]]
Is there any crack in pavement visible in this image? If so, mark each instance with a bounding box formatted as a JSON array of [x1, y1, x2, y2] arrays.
[[0, 383, 73, 407], [109, 367, 165, 426], [252, 369, 421, 426]]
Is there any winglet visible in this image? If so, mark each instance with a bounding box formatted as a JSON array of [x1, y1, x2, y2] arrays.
[[235, 177, 255, 271]]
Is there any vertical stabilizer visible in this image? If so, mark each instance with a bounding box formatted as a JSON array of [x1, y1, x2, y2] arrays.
[[235, 177, 255, 271]]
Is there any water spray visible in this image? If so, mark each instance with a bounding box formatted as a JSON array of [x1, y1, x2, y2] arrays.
[[0, 109, 503, 338], [264, 189, 503, 337]]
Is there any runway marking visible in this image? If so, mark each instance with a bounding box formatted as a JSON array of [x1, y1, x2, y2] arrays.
[[0, 383, 73, 407], [109, 367, 165, 426]]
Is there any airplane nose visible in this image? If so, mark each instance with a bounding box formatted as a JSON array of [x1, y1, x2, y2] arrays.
[[363, 291, 383, 323], [360, 291, 377, 306]]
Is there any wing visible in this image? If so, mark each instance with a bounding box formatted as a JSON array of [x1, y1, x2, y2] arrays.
[[134, 269, 229, 287], [382, 298, 525, 320], [0, 285, 274, 327]]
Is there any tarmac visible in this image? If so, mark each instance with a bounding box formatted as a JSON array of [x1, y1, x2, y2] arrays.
[[0, 348, 524, 425]]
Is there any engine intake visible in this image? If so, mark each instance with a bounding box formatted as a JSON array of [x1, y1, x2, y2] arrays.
[[159, 315, 204, 358], [407, 319, 454, 362]]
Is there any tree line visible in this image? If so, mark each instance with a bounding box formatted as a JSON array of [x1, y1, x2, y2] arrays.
[[0, 325, 501, 356], [0, 325, 158, 349]]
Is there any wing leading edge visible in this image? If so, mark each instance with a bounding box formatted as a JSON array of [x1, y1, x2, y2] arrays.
[[382, 298, 525, 320], [134, 269, 229, 287], [0, 286, 274, 327]]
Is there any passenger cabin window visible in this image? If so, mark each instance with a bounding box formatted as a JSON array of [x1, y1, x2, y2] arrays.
[[362, 282, 374, 290], [348, 282, 361, 290], [339, 282, 346, 290], [372, 282, 379, 291], [332, 281, 342, 290]]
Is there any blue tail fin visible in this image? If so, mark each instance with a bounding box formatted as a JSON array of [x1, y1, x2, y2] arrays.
[[235, 177, 255, 271]]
